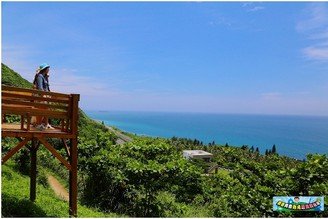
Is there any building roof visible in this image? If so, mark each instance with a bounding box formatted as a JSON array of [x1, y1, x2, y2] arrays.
[[183, 150, 213, 156]]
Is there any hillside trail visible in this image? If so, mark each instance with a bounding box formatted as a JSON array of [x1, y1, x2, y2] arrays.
[[47, 175, 69, 202]]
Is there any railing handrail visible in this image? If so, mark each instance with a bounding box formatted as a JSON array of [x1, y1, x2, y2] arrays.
[[1, 85, 80, 133], [2, 85, 72, 98]]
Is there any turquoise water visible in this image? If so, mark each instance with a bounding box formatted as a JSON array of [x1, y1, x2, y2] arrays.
[[85, 111, 328, 160]]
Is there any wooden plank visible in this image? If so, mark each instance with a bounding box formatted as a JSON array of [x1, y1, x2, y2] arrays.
[[2, 131, 76, 139], [1, 124, 75, 137], [2, 106, 68, 119], [1, 137, 32, 164], [3, 91, 32, 97], [2, 92, 70, 104], [2, 85, 70, 98], [2, 99, 68, 110]]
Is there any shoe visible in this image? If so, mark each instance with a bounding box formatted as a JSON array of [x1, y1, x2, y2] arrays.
[[35, 124, 46, 130], [46, 124, 55, 129]]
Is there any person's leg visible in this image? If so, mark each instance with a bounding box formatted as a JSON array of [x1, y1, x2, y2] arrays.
[[36, 116, 42, 125], [35, 116, 45, 129], [44, 117, 54, 129]]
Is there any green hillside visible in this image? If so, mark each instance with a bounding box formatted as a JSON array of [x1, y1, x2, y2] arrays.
[[1, 161, 122, 217], [1, 63, 120, 217], [1, 63, 32, 88]]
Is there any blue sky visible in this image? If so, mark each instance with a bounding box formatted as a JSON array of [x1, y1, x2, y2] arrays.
[[2, 2, 328, 115]]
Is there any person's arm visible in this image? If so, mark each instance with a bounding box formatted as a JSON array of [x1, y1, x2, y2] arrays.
[[36, 75, 44, 91]]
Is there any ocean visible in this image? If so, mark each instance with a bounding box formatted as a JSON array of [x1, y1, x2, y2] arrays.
[[85, 111, 328, 160]]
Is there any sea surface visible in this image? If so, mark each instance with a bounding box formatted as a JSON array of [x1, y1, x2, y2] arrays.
[[85, 111, 328, 160]]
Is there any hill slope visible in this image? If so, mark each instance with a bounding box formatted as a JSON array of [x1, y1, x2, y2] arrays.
[[1, 161, 122, 217], [1, 63, 32, 88], [1, 63, 119, 217]]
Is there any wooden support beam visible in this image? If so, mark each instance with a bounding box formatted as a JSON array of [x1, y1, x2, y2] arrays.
[[20, 115, 24, 130], [27, 113, 31, 131], [62, 138, 71, 158], [38, 137, 72, 171], [1, 137, 32, 164], [69, 138, 78, 217], [69, 94, 79, 217], [30, 138, 38, 201]]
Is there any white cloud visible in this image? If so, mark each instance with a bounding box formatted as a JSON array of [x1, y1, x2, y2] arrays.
[[297, 3, 328, 62], [242, 2, 253, 8], [248, 6, 265, 12], [309, 29, 328, 40], [241, 2, 265, 12], [303, 45, 328, 61], [296, 3, 328, 33]]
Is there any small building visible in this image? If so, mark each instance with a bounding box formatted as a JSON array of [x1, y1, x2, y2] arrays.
[[183, 150, 213, 162]]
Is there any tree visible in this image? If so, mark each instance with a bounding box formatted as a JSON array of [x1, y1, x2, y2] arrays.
[[241, 145, 248, 150], [272, 144, 277, 154]]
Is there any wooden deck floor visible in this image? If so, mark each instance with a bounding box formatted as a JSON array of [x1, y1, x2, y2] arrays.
[[2, 123, 75, 138]]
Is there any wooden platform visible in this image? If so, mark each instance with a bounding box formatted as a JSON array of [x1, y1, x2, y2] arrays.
[[2, 123, 75, 138], [1, 85, 80, 217]]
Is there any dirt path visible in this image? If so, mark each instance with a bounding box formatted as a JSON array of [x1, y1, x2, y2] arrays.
[[48, 175, 69, 202]]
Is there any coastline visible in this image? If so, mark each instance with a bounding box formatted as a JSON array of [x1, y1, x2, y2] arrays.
[[86, 111, 328, 160], [91, 118, 133, 144]]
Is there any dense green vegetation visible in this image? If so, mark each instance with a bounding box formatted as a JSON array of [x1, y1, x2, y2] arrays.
[[1, 161, 122, 217], [1, 63, 32, 88], [2, 63, 328, 217]]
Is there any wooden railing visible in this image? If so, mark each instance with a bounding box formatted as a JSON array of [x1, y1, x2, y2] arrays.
[[2, 85, 79, 134], [1, 85, 80, 217]]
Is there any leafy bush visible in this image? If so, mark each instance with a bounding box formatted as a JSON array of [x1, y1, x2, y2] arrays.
[[81, 138, 203, 217]]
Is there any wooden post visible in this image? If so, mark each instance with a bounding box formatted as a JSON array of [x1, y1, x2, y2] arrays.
[[69, 94, 79, 217], [69, 138, 78, 217], [30, 138, 37, 201]]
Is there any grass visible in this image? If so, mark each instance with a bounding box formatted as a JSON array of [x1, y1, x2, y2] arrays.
[[1, 161, 124, 217]]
